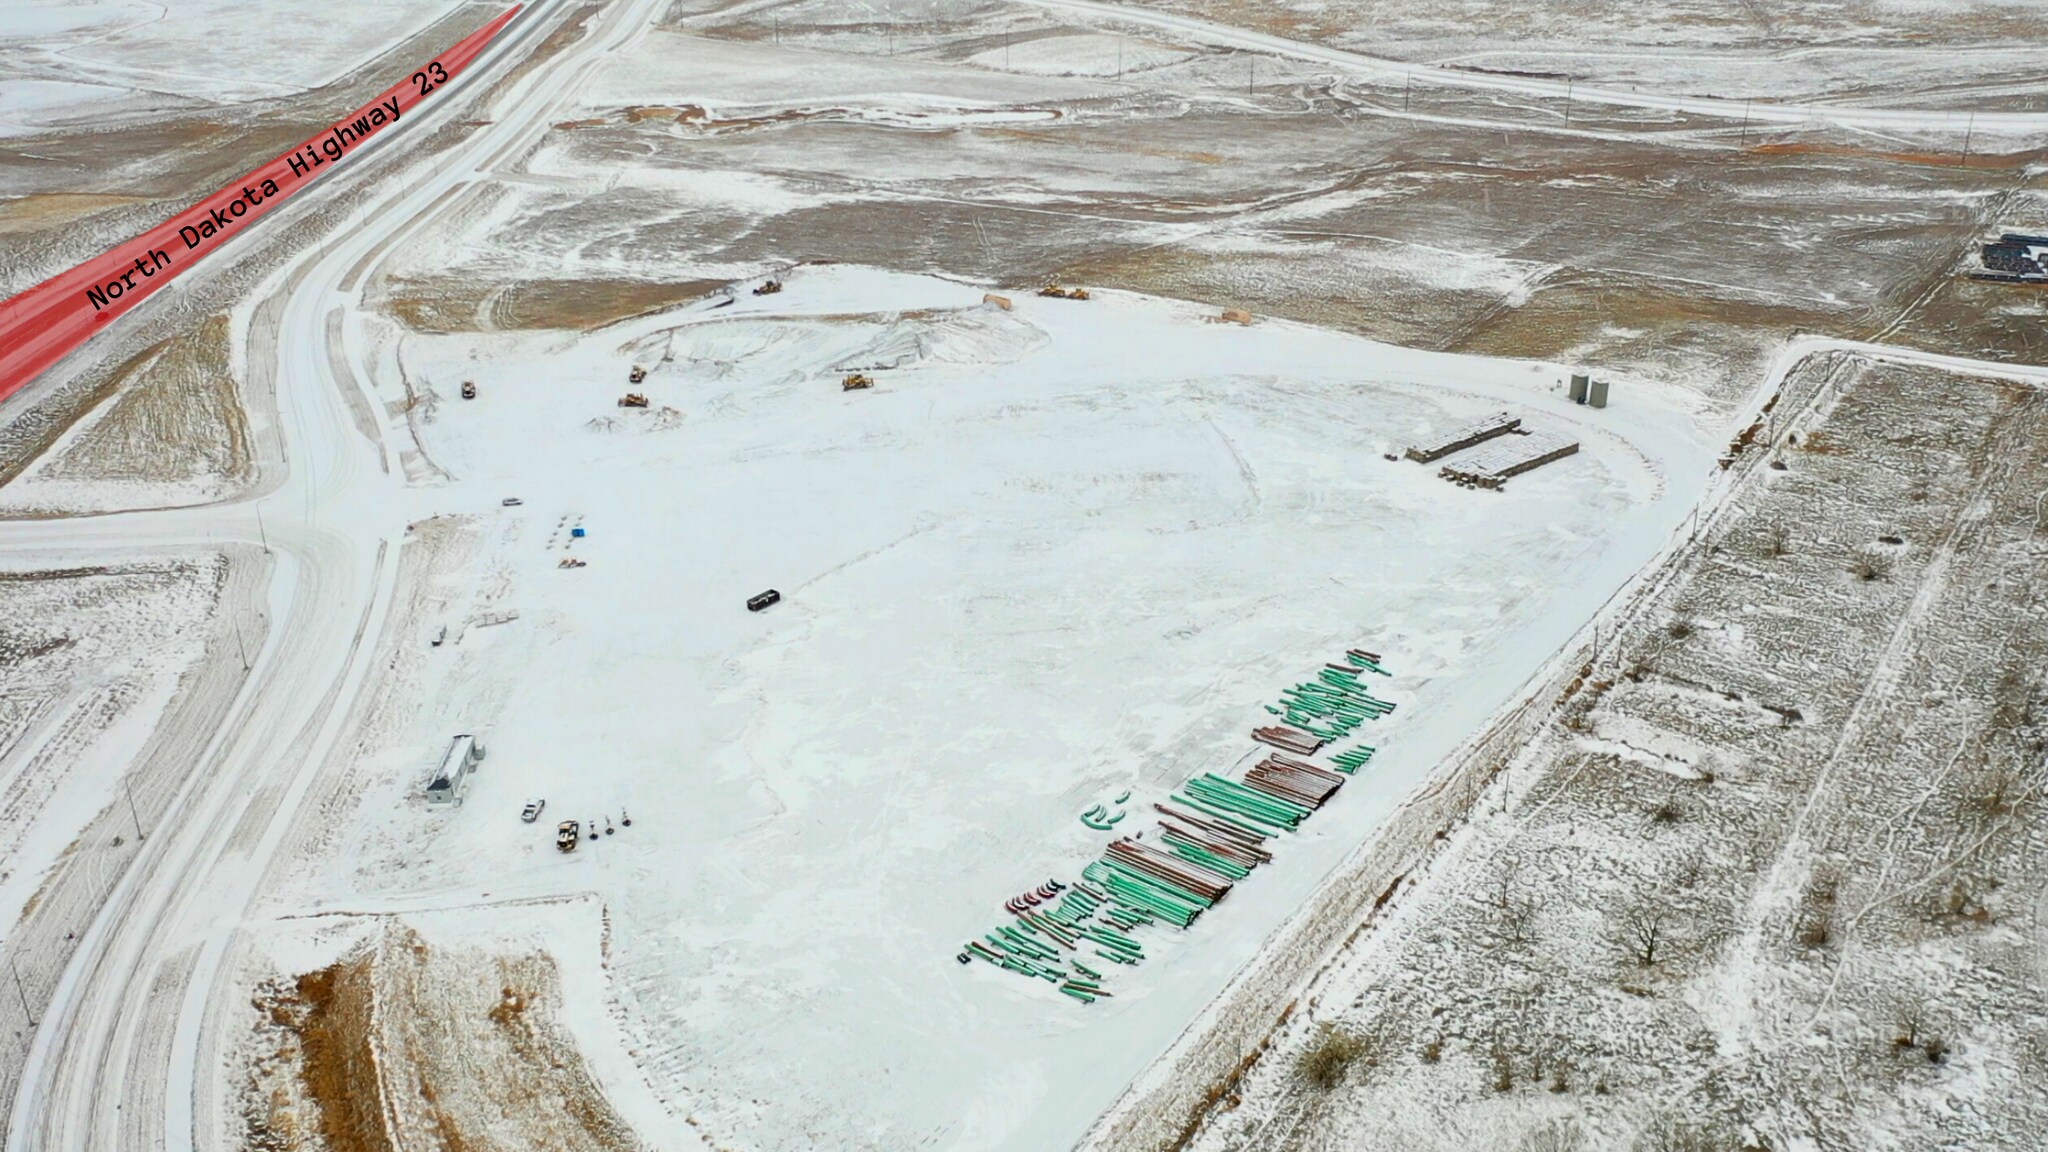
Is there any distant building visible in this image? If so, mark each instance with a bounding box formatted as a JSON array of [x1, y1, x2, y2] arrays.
[[425, 734, 485, 806]]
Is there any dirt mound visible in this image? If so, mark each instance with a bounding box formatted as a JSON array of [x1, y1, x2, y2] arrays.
[[243, 926, 641, 1152]]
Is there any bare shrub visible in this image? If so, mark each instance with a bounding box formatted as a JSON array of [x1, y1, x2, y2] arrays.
[[1760, 521, 1791, 558], [1936, 875, 1993, 925], [1892, 1002, 1948, 1063], [1850, 548, 1892, 581], [1485, 867, 1538, 947], [1666, 614, 1696, 641], [1634, 1114, 1737, 1152], [1650, 798, 1684, 825], [1794, 867, 1840, 950], [1489, 1035, 1514, 1092], [1420, 1033, 1443, 1063], [1618, 901, 1669, 967], [1295, 1022, 1371, 1090], [1521, 1118, 1584, 1152]]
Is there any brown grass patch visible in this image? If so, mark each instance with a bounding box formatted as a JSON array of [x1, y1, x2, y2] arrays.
[[381, 277, 722, 332], [40, 313, 250, 488], [1752, 140, 2042, 171], [0, 193, 149, 235]]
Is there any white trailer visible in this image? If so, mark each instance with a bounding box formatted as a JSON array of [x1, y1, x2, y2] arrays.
[[424, 734, 486, 806]]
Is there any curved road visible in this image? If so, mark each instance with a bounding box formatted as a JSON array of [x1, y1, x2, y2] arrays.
[[0, 0, 669, 1147]]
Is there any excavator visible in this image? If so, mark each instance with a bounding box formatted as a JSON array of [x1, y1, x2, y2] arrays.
[[628, 365, 647, 384], [841, 373, 873, 391], [753, 279, 783, 296], [1037, 284, 1091, 301]]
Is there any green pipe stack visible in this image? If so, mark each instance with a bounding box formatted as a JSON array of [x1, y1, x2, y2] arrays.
[[1330, 745, 1376, 774], [967, 649, 1399, 1005]]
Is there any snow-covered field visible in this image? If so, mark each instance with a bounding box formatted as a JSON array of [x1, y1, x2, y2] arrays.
[[250, 264, 1712, 1150]]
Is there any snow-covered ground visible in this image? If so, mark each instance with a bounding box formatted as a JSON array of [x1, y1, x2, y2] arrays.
[[259, 264, 1713, 1151], [0, 0, 471, 115]]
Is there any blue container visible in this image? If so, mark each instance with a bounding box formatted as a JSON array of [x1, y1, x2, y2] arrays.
[[571, 527, 586, 538]]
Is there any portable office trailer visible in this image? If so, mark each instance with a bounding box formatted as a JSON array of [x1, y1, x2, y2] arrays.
[[425, 734, 486, 806], [1569, 373, 1589, 404], [1588, 378, 1610, 409]]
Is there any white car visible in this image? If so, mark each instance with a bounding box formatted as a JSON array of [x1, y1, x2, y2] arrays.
[[520, 798, 545, 823]]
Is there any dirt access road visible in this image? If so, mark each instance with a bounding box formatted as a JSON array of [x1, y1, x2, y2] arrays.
[[0, 0, 674, 1148]]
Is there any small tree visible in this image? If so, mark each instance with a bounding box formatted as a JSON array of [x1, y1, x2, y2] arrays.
[[1619, 901, 1669, 967]]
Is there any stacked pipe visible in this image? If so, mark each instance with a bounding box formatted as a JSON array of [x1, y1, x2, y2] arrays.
[[1245, 756, 1344, 808], [1330, 745, 1376, 773], [1082, 859, 1210, 927], [1252, 725, 1324, 756], [1106, 837, 1234, 902], [1345, 649, 1393, 676], [1156, 802, 1274, 862], [1269, 667, 1397, 742], [1180, 773, 1311, 831]]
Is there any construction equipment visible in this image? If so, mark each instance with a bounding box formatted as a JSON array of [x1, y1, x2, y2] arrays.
[[629, 365, 647, 384], [841, 373, 873, 391], [460, 381, 477, 400], [753, 278, 783, 296], [556, 820, 580, 852], [559, 557, 587, 569], [1038, 284, 1090, 300], [619, 392, 649, 408], [747, 589, 781, 612]]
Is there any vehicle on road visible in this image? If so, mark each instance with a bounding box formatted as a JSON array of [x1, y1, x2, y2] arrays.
[[461, 380, 477, 399], [502, 497, 523, 506], [521, 798, 545, 823], [557, 820, 580, 852], [748, 589, 781, 612]]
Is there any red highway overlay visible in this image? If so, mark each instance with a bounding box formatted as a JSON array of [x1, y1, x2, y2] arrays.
[[0, 5, 521, 404]]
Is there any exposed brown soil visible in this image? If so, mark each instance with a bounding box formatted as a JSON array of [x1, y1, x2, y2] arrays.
[[381, 276, 724, 332], [261, 952, 392, 1152], [242, 926, 640, 1152]]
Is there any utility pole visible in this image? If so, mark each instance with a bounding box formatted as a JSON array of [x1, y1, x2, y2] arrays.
[[1564, 78, 1573, 125], [123, 779, 145, 843], [256, 504, 270, 554], [235, 622, 251, 673], [1739, 98, 1752, 147], [1404, 72, 1411, 112], [1248, 54, 1255, 98], [1961, 112, 1975, 168], [1116, 36, 1122, 81]]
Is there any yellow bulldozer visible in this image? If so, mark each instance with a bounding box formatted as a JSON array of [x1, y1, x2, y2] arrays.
[[619, 392, 649, 408], [753, 279, 784, 296], [841, 373, 874, 391], [1037, 284, 1090, 301]]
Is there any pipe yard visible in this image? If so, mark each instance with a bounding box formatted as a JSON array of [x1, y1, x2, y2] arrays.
[[966, 651, 1399, 1003]]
